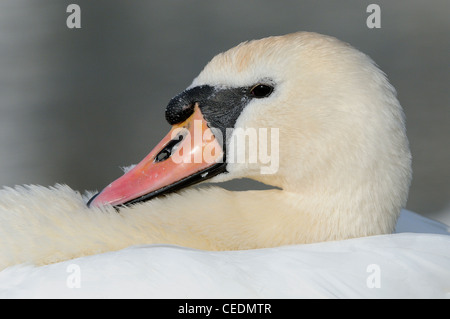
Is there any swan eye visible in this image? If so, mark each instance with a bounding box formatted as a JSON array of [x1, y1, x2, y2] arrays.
[[250, 84, 273, 98]]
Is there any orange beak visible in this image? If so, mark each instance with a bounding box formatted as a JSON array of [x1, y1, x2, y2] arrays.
[[87, 105, 225, 208]]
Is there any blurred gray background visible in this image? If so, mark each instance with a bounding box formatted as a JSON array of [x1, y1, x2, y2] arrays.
[[0, 0, 449, 224]]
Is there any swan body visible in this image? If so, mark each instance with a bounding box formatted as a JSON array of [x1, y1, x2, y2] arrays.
[[0, 32, 419, 274], [1, 185, 449, 298], [1, 232, 449, 299]]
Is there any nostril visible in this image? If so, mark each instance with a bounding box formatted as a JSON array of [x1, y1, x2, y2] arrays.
[[154, 132, 186, 163]]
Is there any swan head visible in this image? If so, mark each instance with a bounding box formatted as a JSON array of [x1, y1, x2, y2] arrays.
[[88, 32, 411, 234]]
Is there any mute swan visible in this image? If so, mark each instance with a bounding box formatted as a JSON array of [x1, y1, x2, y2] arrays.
[[0, 31, 419, 271]]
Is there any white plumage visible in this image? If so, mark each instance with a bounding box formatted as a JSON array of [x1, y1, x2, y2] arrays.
[[0, 194, 448, 298]]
